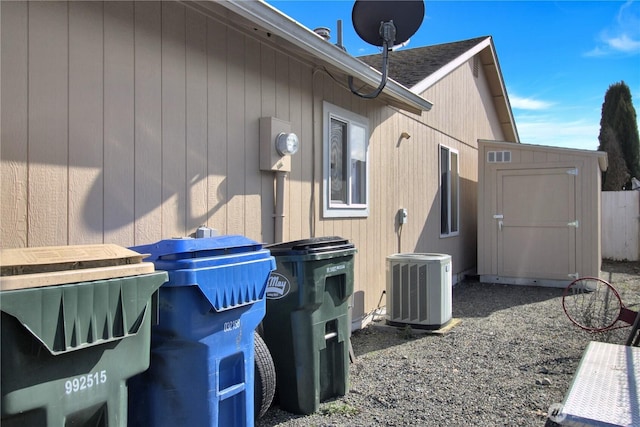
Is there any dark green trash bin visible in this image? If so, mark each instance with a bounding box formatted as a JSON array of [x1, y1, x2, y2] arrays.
[[1, 271, 167, 426], [262, 237, 356, 415]]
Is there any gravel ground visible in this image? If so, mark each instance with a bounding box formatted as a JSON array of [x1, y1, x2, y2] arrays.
[[257, 260, 640, 427]]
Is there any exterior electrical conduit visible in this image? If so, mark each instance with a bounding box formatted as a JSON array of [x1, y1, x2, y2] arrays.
[[274, 171, 287, 243]]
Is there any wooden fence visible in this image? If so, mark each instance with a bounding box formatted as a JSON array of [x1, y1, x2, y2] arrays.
[[602, 191, 640, 261]]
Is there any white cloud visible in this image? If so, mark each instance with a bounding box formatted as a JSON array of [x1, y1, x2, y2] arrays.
[[514, 114, 600, 151], [606, 34, 640, 52], [584, 46, 607, 58], [587, 0, 640, 56], [509, 94, 553, 111]]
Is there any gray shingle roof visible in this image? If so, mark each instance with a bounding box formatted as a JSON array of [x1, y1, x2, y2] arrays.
[[358, 36, 489, 88]]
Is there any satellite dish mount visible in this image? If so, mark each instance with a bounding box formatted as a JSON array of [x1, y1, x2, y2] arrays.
[[348, 20, 396, 99], [350, 0, 425, 99]]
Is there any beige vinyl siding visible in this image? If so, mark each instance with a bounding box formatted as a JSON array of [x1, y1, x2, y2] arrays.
[[134, 1, 163, 243], [185, 7, 209, 238], [392, 54, 504, 276], [207, 11, 229, 236], [161, 1, 187, 238], [1, 1, 321, 245], [1, 1, 29, 248], [420, 58, 504, 148], [1, 1, 508, 317], [104, 1, 135, 245], [69, 1, 104, 245], [29, 1, 70, 247], [316, 56, 494, 310]]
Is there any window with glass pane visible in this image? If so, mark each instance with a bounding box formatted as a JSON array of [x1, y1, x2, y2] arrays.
[[450, 151, 459, 233], [330, 118, 347, 204], [440, 147, 449, 234], [440, 145, 459, 236], [323, 102, 369, 218], [350, 123, 367, 204]]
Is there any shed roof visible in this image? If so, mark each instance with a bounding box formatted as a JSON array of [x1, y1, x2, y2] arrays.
[[479, 140, 608, 172]]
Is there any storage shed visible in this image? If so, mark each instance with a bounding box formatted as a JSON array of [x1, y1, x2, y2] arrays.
[[477, 140, 608, 287]]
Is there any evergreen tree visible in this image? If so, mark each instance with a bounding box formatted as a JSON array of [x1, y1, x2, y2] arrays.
[[598, 81, 640, 189], [600, 126, 630, 190]]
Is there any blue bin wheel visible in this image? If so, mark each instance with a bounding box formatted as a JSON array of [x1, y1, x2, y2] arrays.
[[254, 332, 276, 419]]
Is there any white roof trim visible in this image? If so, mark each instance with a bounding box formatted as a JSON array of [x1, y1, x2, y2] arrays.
[[410, 37, 518, 142], [214, 0, 433, 113], [411, 37, 492, 94]]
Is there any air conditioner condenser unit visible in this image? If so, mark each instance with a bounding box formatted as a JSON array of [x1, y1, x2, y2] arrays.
[[386, 253, 452, 329]]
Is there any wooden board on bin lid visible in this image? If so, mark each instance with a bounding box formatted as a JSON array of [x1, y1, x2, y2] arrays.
[[0, 244, 154, 291]]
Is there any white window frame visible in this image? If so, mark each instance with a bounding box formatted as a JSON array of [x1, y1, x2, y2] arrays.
[[323, 101, 370, 218], [440, 144, 459, 237]]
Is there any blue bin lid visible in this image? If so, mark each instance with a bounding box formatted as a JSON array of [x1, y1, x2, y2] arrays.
[[131, 235, 263, 262], [130, 236, 275, 311]]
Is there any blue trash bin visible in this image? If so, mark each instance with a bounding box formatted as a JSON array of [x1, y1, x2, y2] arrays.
[[127, 235, 275, 427]]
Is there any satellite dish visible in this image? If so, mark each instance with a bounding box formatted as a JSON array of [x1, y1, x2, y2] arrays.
[[349, 0, 425, 99], [352, 0, 424, 47]]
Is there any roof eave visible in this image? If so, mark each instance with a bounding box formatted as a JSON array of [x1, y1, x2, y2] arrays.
[[411, 37, 519, 142], [484, 38, 520, 143], [213, 0, 433, 114]]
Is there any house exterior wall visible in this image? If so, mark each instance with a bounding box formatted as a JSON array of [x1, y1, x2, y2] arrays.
[[419, 59, 506, 147], [477, 140, 605, 284], [405, 56, 508, 277], [1, 1, 508, 319]]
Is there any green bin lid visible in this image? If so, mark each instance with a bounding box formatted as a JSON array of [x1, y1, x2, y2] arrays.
[[0, 272, 167, 355], [266, 236, 354, 256]]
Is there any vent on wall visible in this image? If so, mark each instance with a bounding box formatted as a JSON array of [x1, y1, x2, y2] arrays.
[[386, 253, 452, 330], [487, 151, 511, 163]]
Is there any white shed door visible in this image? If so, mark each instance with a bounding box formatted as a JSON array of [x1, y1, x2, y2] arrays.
[[497, 168, 577, 280]]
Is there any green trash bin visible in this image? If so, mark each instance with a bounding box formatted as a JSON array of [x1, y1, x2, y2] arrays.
[[0, 246, 167, 427], [261, 237, 356, 415]]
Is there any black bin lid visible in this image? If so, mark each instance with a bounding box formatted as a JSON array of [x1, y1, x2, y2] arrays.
[[266, 236, 354, 256]]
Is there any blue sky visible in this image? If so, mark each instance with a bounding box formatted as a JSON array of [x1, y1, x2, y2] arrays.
[[267, 0, 640, 151]]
